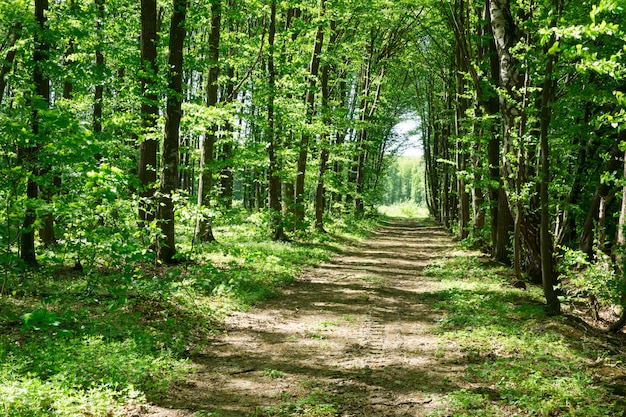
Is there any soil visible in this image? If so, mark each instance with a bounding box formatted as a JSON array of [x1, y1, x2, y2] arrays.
[[124, 219, 477, 416]]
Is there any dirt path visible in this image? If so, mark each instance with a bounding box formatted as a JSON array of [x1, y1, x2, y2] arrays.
[[133, 219, 470, 416]]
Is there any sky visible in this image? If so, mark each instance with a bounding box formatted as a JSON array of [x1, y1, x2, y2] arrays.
[[392, 118, 423, 156]]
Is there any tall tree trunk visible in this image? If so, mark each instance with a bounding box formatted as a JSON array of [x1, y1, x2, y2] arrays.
[[138, 0, 160, 224], [294, 0, 325, 231], [480, 0, 510, 261], [20, 0, 50, 266], [451, 0, 471, 239], [314, 59, 331, 232], [267, 0, 285, 241], [158, 0, 188, 263], [539, 36, 560, 314], [489, 0, 521, 263], [196, 0, 220, 243]]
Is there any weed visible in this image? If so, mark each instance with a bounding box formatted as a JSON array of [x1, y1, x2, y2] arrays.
[[361, 275, 383, 285], [341, 314, 358, 323], [264, 369, 286, 379], [254, 389, 338, 416]]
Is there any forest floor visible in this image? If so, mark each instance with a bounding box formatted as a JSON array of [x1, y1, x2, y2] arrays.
[[125, 218, 626, 417]]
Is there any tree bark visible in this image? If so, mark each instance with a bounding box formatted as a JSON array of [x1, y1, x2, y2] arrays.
[[20, 0, 50, 266], [488, 0, 521, 264], [196, 0, 220, 243], [158, 0, 188, 263], [267, 0, 285, 241], [294, 0, 325, 231], [539, 36, 560, 315], [314, 57, 331, 232]]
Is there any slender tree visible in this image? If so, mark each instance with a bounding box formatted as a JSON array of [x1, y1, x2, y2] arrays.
[[293, 0, 325, 231], [158, 0, 188, 263], [138, 0, 159, 224], [267, 0, 286, 240], [196, 0, 221, 243]]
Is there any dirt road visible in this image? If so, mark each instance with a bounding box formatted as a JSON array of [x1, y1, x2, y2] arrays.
[[133, 219, 469, 416]]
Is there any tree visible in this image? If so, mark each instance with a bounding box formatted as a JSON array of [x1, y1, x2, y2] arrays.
[[158, 0, 188, 263], [19, 0, 51, 266], [293, 0, 325, 231], [196, 0, 220, 243], [266, 0, 285, 240], [138, 0, 160, 225]]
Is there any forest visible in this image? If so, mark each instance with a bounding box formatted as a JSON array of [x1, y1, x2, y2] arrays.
[[1, 0, 626, 416]]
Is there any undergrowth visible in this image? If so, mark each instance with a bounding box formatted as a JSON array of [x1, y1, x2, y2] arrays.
[[0, 209, 376, 416], [423, 256, 626, 417]]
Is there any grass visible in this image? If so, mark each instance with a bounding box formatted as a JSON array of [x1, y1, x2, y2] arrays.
[[377, 201, 428, 218], [423, 256, 626, 417], [254, 389, 339, 417], [0, 209, 377, 416]]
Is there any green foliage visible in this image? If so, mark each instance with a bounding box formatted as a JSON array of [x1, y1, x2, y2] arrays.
[[557, 247, 626, 309], [0, 211, 375, 414], [425, 256, 625, 417], [383, 156, 426, 206]]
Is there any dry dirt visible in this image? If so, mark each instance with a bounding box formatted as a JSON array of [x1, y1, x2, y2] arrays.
[[126, 219, 473, 417]]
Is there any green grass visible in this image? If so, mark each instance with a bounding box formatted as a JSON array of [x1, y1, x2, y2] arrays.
[[424, 256, 626, 417], [254, 389, 339, 417], [377, 201, 428, 218], [0, 210, 376, 416]]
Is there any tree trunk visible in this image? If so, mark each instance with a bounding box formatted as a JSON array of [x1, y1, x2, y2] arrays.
[[314, 26, 336, 232], [539, 38, 560, 314], [266, 0, 285, 241], [196, 0, 220, 243], [158, 0, 188, 263], [138, 0, 160, 224], [452, 0, 470, 239], [488, 0, 521, 264], [294, 0, 325, 231], [20, 0, 50, 266]]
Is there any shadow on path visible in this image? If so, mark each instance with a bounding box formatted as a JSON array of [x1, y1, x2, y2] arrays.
[[148, 218, 471, 417]]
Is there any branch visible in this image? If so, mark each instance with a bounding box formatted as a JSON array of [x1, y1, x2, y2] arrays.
[[226, 15, 267, 103]]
